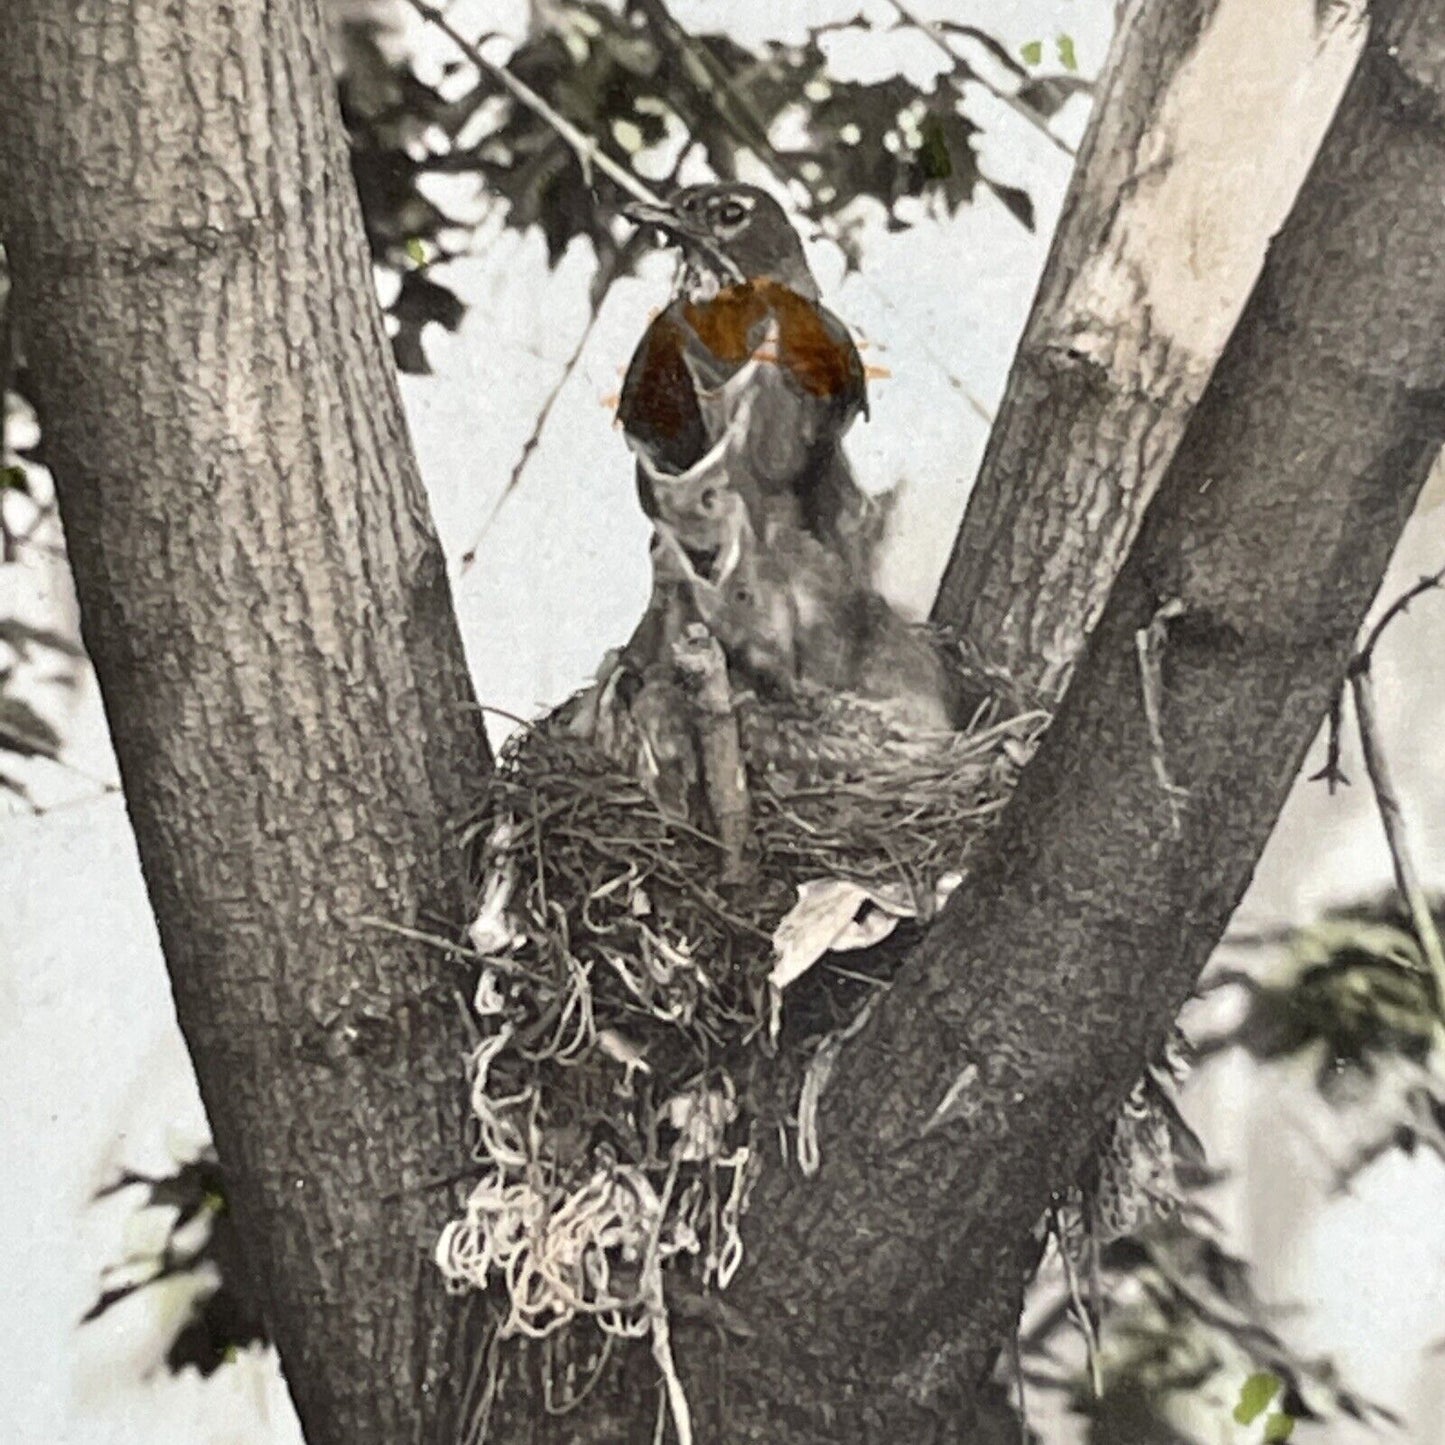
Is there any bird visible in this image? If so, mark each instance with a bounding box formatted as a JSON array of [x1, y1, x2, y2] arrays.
[[616, 183, 873, 557], [653, 492, 955, 732]]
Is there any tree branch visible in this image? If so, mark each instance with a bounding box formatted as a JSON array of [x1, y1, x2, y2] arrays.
[[0, 1, 491, 1440], [1348, 566, 1445, 1002], [932, 0, 1364, 700]]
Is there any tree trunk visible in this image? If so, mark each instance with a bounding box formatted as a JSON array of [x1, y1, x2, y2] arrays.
[[932, 0, 1364, 700], [0, 3, 489, 1443]]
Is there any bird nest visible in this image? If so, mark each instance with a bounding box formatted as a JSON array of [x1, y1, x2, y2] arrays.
[[434, 633, 1046, 1425]]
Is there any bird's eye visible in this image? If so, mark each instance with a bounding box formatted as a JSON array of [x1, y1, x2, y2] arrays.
[[717, 199, 748, 229], [733, 585, 752, 606], [699, 487, 718, 512]]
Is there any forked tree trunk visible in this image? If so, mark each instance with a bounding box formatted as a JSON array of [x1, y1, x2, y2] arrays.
[[933, 0, 1365, 699], [7, 1, 1443, 1444], [0, 2, 489, 1442], [445, 2, 1445, 1440]]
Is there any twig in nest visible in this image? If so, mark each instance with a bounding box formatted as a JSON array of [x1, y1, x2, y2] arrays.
[[673, 625, 752, 885]]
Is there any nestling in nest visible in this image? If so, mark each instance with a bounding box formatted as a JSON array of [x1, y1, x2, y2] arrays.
[[435, 567, 1044, 1423]]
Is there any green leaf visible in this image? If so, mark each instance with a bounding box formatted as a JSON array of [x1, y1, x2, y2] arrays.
[[1020, 39, 1043, 66], [1263, 1411, 1296, 1442], [1057, 34, 1079, 72], [403, 237, 429, 268], [1234, 1372, 1282, 1425]]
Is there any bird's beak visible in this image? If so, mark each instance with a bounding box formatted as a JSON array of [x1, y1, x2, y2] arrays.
[[619, 199, 693, 243], [618, 199, 746, 287]]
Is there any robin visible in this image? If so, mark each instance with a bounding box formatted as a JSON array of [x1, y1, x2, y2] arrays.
[[617, 183, 872, 554]]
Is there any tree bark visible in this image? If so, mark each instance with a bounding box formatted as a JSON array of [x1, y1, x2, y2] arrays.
[[932, 0, 1364, 700], [0, 3, 489, 1443]]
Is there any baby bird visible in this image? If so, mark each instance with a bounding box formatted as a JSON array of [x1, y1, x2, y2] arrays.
[[654, 490, 955, 731]]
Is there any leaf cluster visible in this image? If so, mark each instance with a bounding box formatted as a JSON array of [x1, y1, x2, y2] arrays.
[[1206, 926, 1438, 1094], [1025, 1221, 1393, 1445], [335, 1, 1065, 370], [85, 1152, 268, 1378]]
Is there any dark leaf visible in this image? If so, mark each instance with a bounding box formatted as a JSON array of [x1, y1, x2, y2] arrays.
[[81, 1280, 152, 1324], [1017, 74, 1092, 118], [0, 694, 62, 760], [987, 177, 1036, 230], [0, 618, 85, 659]]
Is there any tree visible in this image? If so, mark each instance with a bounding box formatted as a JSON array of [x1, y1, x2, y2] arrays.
[[5, 2, 1445, 1445], [0, 1, 488, 1440], [933, 0, 1366, 699]]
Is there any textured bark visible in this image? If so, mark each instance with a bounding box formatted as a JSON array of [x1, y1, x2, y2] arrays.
[[0, 3, 489, 1443], [932, 0, 1364, 700]]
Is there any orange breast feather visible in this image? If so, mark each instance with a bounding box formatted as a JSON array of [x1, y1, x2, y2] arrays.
[[682, 282, 860, 401]]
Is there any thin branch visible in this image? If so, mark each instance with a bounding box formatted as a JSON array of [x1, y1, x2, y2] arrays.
[[1308, 686, 1348, 792], [1342, 564, 1445, 1003], [1053, 1220, 1102, 1400], [1350, 664, 1445, 1005], [1, 250, 17, 564], [1354, 565, 1445, 667], [886, 0, 1077, 159], [459, 266, 615, 571], [399, 0, 663, 207]]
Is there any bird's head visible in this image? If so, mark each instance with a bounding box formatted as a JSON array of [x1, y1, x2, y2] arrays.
[[622, 184, 819, 304]]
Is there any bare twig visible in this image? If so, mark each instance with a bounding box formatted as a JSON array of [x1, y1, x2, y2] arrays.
[[1053, 1211, 1102, 1400], [400, 0, 663, 208], [673, 625, 751, 884], [1346, 565, 1445, 1005], [1351, 666, 1445, 1004], [459, 259, 617, 571], [1308, 686, 1348, 792], [886, 0, 1077, 158], [1, 249, 18, 564], [1356, 567, 1445, 665], [1008, 1329, 1029, 1445]]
